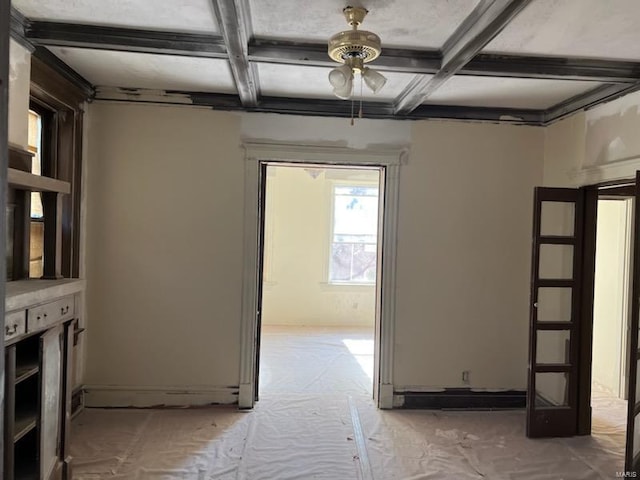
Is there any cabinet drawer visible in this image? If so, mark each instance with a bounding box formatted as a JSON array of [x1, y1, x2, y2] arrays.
[[5, 310, 26, 341], [28, 296, 75, 332]]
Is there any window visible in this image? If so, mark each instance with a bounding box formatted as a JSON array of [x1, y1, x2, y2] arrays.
[[28, 109, 44, 278], [329, 185, 379, 284]]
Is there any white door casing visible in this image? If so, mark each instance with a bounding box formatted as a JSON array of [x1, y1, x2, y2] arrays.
[[238, 142, 406, 408]]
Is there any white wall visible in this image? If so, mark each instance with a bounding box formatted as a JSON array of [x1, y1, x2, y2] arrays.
[[8, 39, 30, 149], [592, 200, 628, 396], [84, 103, 245, 404], [82, 104, 544, 404], [261, 165, 377, 327], [543, 91, 640, 186], [394, 121, 544, 390]]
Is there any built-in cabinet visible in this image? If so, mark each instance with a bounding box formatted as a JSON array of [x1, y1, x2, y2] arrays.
[[4, 280, 82, 480]]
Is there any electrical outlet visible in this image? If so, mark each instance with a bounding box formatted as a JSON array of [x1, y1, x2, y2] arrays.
[[462, 370, 470, 385]]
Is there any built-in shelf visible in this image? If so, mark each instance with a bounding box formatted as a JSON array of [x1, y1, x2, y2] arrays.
[[14, 411, 37, 443], [8, 167, 70, 194], [15, 363, 39, 385]]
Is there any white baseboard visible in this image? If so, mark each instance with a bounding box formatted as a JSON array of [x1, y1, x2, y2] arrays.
[[83, 384, 239, 408]]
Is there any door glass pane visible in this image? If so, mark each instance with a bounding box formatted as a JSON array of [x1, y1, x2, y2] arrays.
[[539, 244, 574, 280], [535, 372, 569, 407], [540, 201, 575, 237], [537, 331, 570, 364], [537, 287, 572, 322]]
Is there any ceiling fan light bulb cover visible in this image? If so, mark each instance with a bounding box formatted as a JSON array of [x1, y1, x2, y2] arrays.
[[333, 79, 353, 100], [363, 67, 387, 94], [328, 64, 353, 89]]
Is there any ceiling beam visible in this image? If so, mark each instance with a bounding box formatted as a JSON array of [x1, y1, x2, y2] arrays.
[[26, 21, 227, 58], [210, 0, 258, 106], [20, 20, 640, 84], [248, 40, 442, 74], [394, 0, 533, 114], [464, 54, 640, 83], [543, 83, 640, 125]]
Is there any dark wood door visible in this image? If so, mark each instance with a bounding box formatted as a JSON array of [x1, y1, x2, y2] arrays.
[[625, 172, 640, 472], [527, 187, 584, 437]]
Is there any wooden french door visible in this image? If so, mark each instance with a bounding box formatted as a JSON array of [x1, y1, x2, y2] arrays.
[[625, 172, 640, 472], [527, 187, 584, 437]]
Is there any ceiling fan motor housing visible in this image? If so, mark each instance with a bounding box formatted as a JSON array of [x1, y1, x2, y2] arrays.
[[328, 6, 381, 66], [328, 30, 382, 65]]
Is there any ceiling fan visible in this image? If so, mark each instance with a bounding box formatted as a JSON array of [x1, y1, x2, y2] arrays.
[[327, 6, 387, 100]]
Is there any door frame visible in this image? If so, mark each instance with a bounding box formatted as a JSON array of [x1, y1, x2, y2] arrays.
[[238, 142, 405, 409], [0, 0, 10, 471], [576, 182, 635, 435]]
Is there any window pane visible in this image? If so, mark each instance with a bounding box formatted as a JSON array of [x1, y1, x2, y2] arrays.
[[540, 201, 575, 237], [333, 190, 379, 237], [535, 372, 569, 407], [330, 184, 379, 284]]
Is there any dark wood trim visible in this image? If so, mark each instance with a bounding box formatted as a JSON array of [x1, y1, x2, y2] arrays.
[[398, 388, 526, 409], [394, 0, 533, 114], [577, 186, 597, 435], [544, 83, 640, 125], [8, 168, 71, 193], [210, 0, 258, 106], [30, 55, 86, 279], [0, 0, 8, 470], [625, 172, 640, 471], [60, 321, 74, 478], [42, 192, 63, 279], [598, 184, 635, 196], [8, 145, 33, 172], [9, 6, 34, 53], [27, 21, 227, 60], [24, 23, 640, 83], [32, 48, 94, 103], [464, 54, 640, 83], [249, 39, 442, 74]]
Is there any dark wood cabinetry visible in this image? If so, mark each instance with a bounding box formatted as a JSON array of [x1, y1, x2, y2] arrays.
[[4, 281, 82, 480]]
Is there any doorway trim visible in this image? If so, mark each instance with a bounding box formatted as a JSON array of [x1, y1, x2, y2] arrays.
[[238, 142, 406, 409]]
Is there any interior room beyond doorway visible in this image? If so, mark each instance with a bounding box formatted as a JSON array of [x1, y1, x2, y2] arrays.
[[258, 165, 380, 398], [591, 198, 631, 463]]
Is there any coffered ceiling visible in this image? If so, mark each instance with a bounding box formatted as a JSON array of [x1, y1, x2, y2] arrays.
[[9, 0, 640, 125]]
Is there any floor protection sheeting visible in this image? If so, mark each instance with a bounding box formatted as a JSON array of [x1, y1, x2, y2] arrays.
[[72, 326, 626, 479]]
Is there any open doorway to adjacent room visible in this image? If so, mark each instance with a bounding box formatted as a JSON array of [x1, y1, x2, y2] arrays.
[[258, 164, 382, 399], [591, 196, 632, 447]]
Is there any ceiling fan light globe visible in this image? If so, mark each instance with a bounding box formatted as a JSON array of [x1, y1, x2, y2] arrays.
[[362, 67, 387, 94], [333, 78, 353, 99], [328, 64, 353, 89]]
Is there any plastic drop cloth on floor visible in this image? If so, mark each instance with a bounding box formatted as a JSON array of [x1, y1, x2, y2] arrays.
[[71, 326, 625, 479]]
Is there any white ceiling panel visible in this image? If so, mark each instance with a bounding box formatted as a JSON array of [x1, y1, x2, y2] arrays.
[[48, 47, 236, 93], [257, 63, 417, 102], [485, 0, 640, 61], [425, 76, 603, 110], [250, 0, 481, 49], [13, 0, 218, 34]]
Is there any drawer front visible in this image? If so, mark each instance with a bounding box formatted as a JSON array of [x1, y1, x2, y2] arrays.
[[28, 296, 75, 332], [5, 310, 26, 341]]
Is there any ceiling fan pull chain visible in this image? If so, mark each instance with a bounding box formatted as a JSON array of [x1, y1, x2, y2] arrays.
[[350, 94, 355, 126], [359, 74, 364, 118]]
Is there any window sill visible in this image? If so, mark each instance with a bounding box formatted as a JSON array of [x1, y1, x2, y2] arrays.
[[319, 281, 376, 292]]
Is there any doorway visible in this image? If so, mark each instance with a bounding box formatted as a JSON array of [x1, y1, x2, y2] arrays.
[[258, 164, 381, 398], [238, 142, 403, 409]]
